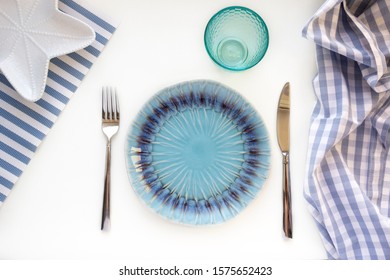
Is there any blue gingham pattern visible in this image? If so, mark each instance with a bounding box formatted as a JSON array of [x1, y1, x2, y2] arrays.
[[303, 0, 390, 259], [0, 0, 117, 206]]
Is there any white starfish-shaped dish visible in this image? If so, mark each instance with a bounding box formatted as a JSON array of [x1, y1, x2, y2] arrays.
[[0, 0, 95, 101]]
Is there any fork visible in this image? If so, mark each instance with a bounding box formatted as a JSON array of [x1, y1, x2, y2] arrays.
[[101, 87, 120, 231]]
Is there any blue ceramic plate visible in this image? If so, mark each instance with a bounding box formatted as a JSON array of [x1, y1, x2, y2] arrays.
[[125, 80, 270, 225]]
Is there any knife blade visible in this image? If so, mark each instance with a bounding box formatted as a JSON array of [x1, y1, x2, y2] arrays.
[[277, 82, 292, 238]]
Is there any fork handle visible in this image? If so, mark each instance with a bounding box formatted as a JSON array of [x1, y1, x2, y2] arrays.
[[101, 140, 111, 230]]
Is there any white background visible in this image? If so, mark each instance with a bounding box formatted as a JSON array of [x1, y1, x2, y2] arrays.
[[0, 0, 326, 260]]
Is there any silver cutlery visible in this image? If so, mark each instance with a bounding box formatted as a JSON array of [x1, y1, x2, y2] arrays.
[[276, 82, 292, 238], [101, 87, 120, 231]]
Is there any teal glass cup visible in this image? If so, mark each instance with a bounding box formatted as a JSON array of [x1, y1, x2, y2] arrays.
[[204, 6, 269, 71]]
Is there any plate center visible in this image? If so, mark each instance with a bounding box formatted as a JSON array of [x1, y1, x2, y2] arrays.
[[152, 108, 245, 200], [184, 135, 217, 169]]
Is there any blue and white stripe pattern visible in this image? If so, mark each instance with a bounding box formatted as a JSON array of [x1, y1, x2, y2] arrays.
[[303, 0, 390, 259], [0, 0, 117, 206]]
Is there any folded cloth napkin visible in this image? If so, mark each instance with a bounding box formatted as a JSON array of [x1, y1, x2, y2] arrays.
[[0, 0, 118, 206], [303, 0, 390, 259]]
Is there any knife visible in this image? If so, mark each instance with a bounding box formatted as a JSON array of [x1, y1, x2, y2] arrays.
[[277, 82, 293, 238]]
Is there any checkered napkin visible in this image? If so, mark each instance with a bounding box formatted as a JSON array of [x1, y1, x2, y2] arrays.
[[303, 0, 390, 259], [0, 0, 118, 206]]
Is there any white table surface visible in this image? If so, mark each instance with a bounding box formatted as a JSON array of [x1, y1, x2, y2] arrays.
[[0, 0, 327, 260]]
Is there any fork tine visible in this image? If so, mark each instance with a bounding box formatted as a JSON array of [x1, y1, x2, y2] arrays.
[[107, 87, 112, 120], [115, 89, 120, 120], [111, 87, 117, 120], [114, 88, 120, 120], [102, 87, 107, 120], [102, 86, 119, 122]]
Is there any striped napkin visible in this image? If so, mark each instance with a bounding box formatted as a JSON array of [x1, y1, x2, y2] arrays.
[[303, 0, 390, 259], [0, 0, 118, 206]]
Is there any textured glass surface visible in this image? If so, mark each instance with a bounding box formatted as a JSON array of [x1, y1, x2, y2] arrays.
[[204, 6, 269, 71], [125, 80, 271, 225]]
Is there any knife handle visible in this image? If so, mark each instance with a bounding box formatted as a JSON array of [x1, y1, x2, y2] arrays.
[[282, 152, 292, 238]]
